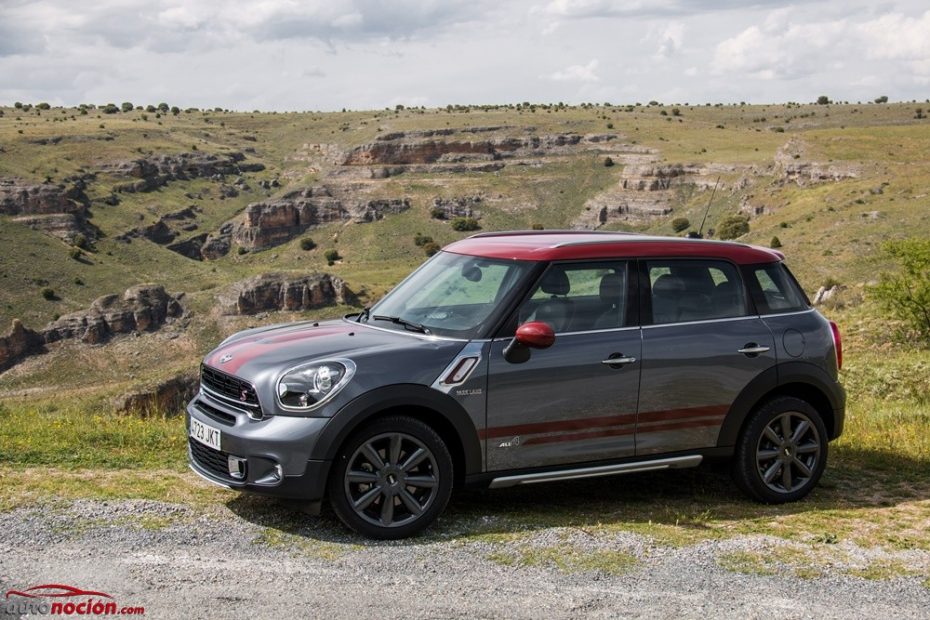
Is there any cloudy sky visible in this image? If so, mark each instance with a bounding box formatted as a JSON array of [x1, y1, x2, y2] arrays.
[[1, 0, 928, 111]]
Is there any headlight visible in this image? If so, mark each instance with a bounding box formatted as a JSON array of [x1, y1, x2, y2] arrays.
[[275, 359, 356, 412]]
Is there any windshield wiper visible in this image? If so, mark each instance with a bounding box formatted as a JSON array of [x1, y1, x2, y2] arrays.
[[372, 315, 431, 334]]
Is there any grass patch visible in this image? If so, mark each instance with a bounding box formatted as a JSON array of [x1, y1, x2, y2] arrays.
[[252, 527, 356, 561]]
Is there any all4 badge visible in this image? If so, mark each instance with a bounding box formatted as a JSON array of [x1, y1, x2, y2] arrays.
[[498, 436, 521, 449]]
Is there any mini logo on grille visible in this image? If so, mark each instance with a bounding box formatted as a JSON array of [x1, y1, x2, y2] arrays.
[[240, 389, 249, 402], [219, 353, 233, 364]]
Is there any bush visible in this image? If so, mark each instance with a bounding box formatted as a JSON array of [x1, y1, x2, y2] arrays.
[[871, 239, 930, 341], [171, 106, 180, 116], [121, 102, 133, 112], [14, 102, 22, 109], [103, 103, 119, 114], [40, 287, 56, 300], [146, 104, 157, 113], [36, 102, 51, 110], [157, 102, 169, 112], [69, 247, 82, 260], [450, 216, 480, 232], [324, 249, 341, 265], [299, 237, 316, 251], [874, 95, 888, 104], [429, 207, 446, 220], [531, 223, 544, 230], [72, 232, 88, 250], [816, 95, 831, 105], [671, 217, 690, 233], [237, 246, 247, 255], [422, 241, 441, 256], [604, 156, 615, 167], [770, 236, 783, 248], [716, 214, 750, 240], [413, 233, 433, 247]]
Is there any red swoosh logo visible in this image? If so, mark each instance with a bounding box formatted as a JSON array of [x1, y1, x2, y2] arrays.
[[5, 584, 114, 599]]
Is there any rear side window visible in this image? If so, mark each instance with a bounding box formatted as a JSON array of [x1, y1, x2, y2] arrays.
[[749, 263, 810, 314], [646, 260, 747, 324]]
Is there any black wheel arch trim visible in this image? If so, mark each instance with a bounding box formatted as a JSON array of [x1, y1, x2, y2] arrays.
[[314, 384, 483, 477], [717, 361, 845, 447]]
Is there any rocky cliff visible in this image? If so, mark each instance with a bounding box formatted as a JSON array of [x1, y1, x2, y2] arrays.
[[217, 273, 356, 315], [103, 151, 265, 193], [0, 177, 96, 243], [0, 319, 45, 372]]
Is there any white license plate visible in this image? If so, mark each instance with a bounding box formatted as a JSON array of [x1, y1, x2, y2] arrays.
[[190, 417, 222, 451]]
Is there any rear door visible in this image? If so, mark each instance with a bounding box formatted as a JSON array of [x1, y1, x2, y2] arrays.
[[636, 259, 776, 455], [486, 261, 642, 471]]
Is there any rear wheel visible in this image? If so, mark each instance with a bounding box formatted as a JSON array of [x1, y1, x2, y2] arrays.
[[328, 416, 453, 539], [732, 396, 828, 503]]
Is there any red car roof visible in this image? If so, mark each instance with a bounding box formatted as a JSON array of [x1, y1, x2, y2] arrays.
[[444, 231, 784, 264]]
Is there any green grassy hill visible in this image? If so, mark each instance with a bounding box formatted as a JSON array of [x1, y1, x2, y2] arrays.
[[1, 100, 928, 398]]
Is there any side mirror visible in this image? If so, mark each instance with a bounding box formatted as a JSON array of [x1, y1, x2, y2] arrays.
[[503, 321, 555, 363]]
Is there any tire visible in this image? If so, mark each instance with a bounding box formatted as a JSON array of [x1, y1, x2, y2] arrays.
[[328, 416, 453, 539], [732, 396, 828, 504]]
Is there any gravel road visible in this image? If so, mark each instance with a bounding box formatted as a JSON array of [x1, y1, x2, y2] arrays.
[[1, 492, 928, 620]]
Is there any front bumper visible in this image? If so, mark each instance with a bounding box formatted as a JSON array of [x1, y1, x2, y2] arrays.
[[185, 392, 333, 501]]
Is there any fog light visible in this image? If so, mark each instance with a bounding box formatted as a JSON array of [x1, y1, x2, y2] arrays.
[[255, 464, 283, 485], [227, 455, 247, 480]]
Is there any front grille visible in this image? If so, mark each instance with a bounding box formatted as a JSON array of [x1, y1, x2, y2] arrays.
[[195, 399, 236, 427], [200, 364, 262, 416], [189, 438, 237, 481]]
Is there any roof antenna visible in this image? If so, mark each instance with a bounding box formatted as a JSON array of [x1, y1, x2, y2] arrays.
[[691, 176, 720, 239]]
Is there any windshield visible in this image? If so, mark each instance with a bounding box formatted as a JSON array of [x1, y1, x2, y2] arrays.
[[360, 251, 534, 339]]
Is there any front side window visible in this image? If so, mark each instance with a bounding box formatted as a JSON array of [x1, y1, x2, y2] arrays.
[[517, 261, 630, 333], [749, 263, 810, 314], [647, 259, 747, 324], [366, 251, 533, 338]]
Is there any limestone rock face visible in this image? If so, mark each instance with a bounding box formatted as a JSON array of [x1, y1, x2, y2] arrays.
[[112, 371, 198, 416], [103, 151, 265, 193], [217, 273, 356, 315], [431, 195, 483, 220], [43, 285, 184, 345], [774, 139, 859, 185], [0, 177, 96, 243], [0, 320, 45, 372], [201, 187, 410, 257]]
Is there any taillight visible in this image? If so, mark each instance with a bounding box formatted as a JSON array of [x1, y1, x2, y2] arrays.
[[829, 321, 842, 371]]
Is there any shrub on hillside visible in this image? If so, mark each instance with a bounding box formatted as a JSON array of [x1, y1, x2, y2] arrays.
[[324, 249, 341, 265], [770, 236, 783, 249], [103, 103, 119, 114], [121, 102, 133, 112], [300, 237, 317, 251], [36, 102, 51, 110], [671, 217, 690, 233], [413, 232, 433, 247], [716, 214, 750, 240], [40, 287, 56, 300], [604, 156, 615, 167], [872, 239, 930, 341], [422, 241, 441, 256], [450, 217, 480, 232], [429, 207, 446, 220]]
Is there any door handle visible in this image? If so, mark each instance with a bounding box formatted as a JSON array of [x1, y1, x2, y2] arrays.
[[601, 356, 637, 365], [738, 344, 770, 355]]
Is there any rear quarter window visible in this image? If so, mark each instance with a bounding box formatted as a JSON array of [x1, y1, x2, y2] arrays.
[[748, 263, 810, 314]]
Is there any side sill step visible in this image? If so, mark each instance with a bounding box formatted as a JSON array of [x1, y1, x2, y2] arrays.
[[487, 455, 703, 489]]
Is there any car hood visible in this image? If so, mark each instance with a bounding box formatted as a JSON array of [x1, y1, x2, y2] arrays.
[[203, 318, 467, 396]]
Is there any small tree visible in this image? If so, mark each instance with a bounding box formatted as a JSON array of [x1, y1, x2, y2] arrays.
[[872, 239, 930, 340], [413, 233, 433, 247], [36, 102, 51, 110], [671, 217, 690, 233], [157, 102, 169, 112], [103, 103, 119, 114], [146, 104, 157, 113], [874, 95, 888, 104], [422, 241, 441, 256], [770, 236, 782, 248], [717, 214, 750, 240], [325, 249, 341, 265], [816, 96, 831, 105], [450, 216, 480, 232], [604, 156, 615, 167], [121, 101, 134, 112], [300, 237, 317, 251], [41, 287, 56, 300], [171, 106, 180, 116]]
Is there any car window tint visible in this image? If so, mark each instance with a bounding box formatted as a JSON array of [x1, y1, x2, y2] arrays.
[[751, 263, 809, 313], [647, 260, 747, 324], [520, 262, 628, 333]]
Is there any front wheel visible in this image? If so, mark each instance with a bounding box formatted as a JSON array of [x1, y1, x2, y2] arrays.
[[732, 396, 828, 503], [328, 416, 453, 539]]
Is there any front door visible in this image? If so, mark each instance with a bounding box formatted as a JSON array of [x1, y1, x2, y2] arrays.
[[636, 259, 777, 455], [486, 261, 642, 471]]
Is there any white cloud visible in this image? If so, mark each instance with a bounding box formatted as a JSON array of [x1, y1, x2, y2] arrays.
[[546, 59, 600, 82], [654, 22, 685, 58]]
